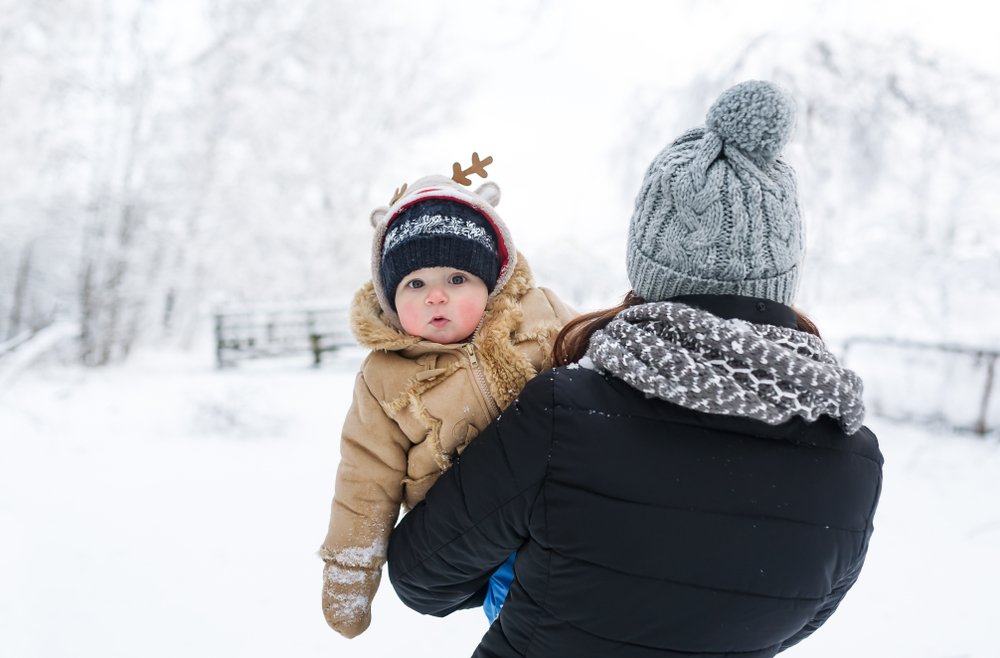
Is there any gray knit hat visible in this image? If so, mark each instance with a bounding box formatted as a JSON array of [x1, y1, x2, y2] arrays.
[[627, 80, 802, 305]]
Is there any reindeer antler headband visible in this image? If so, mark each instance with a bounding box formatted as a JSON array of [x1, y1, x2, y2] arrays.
[[387, 152, 494, 205], [451, 152, 493, 186]]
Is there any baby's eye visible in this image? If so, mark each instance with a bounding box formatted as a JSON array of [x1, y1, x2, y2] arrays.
[[449, 274, 467, 285], [407, 279, 425, 289]]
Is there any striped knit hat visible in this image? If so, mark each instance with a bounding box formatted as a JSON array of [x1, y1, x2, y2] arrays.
[[627, 80, 803, 305], [379, 198, 500, 311]]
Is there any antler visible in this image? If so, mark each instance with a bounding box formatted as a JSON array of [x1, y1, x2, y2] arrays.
[[390, 183, 408, 205], [451, 152, 493, 186]]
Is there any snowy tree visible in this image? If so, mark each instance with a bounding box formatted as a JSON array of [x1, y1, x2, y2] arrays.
[[618, 33, 1000, 346], [0, 0, 461, 364]]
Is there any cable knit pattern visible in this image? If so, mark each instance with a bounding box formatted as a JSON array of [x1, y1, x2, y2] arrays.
[[627, 80, 803, 305], [586, 302, 865, 434]]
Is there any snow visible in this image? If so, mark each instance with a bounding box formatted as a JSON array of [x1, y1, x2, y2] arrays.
[[0, 347, 485, 657], [323, 540, 387, 569], [324, 564, 368, 586], [565, 356, 602, 372], [2, 346, 1000, 657]]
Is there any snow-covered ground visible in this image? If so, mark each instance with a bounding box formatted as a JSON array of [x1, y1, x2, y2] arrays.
[[2, 347, 998, 657]]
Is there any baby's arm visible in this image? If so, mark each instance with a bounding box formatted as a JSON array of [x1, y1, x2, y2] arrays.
[[319, 371, 410, 638], [539, 286, 579, 327]]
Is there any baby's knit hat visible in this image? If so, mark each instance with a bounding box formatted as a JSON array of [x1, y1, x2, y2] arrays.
[[627, 80, 803, 305], [380, 197, 500, 311]]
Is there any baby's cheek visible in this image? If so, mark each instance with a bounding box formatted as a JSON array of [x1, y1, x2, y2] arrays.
[[456, 298, 487, 332], [396, 300, 423, 336]]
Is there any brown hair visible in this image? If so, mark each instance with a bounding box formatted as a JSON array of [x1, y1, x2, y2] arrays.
[[552, 292, 822, 367], [552, 292, 646, 367], [793, 307, 821, 339]]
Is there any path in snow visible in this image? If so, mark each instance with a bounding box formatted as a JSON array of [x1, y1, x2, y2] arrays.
[[1, 348, 997, 657]]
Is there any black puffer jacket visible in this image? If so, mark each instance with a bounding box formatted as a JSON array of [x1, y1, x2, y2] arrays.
[[388, 297, 883, 657]]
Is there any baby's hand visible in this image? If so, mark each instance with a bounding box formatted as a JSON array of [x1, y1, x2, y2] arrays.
[[322, 560, 381, 638]]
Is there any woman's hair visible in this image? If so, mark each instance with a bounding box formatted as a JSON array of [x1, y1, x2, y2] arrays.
[[552, 292, 822, 367], [552, 292, 646, 367], [794, 309, 821, 340]]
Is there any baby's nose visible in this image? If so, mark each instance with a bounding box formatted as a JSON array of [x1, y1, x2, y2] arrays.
[[426, 286, 448, 304]]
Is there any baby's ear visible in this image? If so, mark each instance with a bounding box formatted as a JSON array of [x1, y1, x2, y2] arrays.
[[370, 206, 389, 228], [473, 181, 501, 207]]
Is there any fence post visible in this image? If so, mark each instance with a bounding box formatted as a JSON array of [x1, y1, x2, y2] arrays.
[[976, 353, 997, 435], [214, 314, 225, 368], [307, 311, 321, 366], [310, 333, 322, 366]]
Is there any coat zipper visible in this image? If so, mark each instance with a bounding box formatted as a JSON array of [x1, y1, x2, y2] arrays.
[[465, 343, 500, 417]]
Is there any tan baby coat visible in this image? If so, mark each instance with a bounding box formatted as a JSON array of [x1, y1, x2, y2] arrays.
[[319, 253, 576, 638]]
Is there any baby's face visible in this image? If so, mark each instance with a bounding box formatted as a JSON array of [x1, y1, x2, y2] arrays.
[[395, 267, 489, 344]]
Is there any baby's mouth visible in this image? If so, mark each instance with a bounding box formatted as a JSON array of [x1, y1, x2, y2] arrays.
[[430, 316, 449, 328]]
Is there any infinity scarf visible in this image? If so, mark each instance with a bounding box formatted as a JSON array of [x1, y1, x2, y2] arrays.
[[586, 302, 865, 433]]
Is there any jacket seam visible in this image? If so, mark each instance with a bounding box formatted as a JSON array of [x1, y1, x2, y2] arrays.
[[555, 483, 868, 534], [550, 403, 883, 467], [522, 582, 784, 656], [550, 616, 781, 656], [542, 545, 828, 602]]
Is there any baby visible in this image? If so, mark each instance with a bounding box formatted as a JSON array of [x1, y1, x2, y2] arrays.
[[319, 161, 576, 637]]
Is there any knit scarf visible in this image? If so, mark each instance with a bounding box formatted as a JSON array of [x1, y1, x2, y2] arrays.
[[586, 302, 865, 434]]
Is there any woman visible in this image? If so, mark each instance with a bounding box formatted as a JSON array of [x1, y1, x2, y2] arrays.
[[387, 81, 883, 657]]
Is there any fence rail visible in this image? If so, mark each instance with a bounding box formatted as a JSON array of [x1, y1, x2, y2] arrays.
[[841, 336, 998, 435], [214, 306, 353, 367]]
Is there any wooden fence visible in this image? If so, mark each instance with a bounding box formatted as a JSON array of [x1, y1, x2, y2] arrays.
[[214, 305, 353, 367], [841, 337, 998, 435]]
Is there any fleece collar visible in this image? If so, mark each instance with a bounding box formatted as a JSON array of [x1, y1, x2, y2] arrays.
[[666, 294, 798, 330], [349, 252, 542, 412]]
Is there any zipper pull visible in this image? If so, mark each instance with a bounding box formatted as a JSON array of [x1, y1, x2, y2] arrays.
[[464, 343, 479, 369]]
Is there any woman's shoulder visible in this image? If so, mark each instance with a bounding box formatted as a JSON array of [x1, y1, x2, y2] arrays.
[[515, 363, 619, 412], [531, 365, 882, 462]]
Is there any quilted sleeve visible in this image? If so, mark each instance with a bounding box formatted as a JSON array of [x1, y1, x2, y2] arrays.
[[318, 371, 411, 638]]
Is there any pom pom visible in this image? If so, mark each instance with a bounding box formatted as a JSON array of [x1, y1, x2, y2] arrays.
[[705, 80, 796, 161]]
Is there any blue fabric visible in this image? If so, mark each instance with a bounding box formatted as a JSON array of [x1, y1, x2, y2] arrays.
[[483, 552, 516, 623]]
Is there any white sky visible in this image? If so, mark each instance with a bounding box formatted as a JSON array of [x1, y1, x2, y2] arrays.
[[399, 0, 1000, 279], [139, 0, 1000, 305]]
